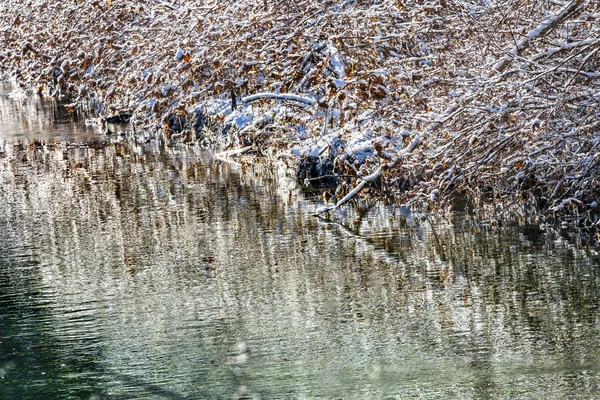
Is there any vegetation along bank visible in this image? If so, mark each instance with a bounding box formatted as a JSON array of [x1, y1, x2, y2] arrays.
[[1, 0, 599, 225]]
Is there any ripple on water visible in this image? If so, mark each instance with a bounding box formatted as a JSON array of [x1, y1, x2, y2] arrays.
[[0, 91, 600, 399]]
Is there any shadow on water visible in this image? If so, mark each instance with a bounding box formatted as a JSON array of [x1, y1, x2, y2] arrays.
[[0, 88, 600, 399]]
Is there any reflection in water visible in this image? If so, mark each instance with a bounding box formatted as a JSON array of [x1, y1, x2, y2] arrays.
[[0, 83, 102, 143], [1, 93, 600, 399]]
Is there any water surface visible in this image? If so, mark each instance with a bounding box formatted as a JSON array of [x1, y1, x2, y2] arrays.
[[1, 90, 600, 399]]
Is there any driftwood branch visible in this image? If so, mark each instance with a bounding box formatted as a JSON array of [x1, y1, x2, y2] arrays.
[[316, 167, 382, 214]]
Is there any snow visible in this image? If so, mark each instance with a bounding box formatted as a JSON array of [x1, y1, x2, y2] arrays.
[[224, 110, 253, 129], [327, 41, 345, 79], [332, 79, 347, 89], [174, 47, 185, 60], [161, 84, 178, 96]]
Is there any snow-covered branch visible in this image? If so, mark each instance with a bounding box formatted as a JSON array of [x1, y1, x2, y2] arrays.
[[241, 93, 316, 106], [493, 0, 586, 73]]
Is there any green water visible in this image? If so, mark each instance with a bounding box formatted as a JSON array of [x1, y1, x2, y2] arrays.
[[1, 91, 600, 399]]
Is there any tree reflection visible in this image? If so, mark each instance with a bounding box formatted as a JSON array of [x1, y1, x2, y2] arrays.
[[0, 130, 599, 398]]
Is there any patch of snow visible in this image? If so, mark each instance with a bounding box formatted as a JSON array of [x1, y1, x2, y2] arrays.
[[224, 110, 253, 129], [333, 79, 347, 89], [174, 48, 185, 60], [327, 41, 345, 80], [161, 84, 178, 96]]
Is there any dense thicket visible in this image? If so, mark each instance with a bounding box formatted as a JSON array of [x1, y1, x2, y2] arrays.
[[1, 0, 598, 222]]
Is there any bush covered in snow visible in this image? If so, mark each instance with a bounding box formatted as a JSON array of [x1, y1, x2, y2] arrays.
[[1, 0, 598, 222]]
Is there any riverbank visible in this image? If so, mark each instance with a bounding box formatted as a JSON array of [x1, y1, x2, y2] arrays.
[[1, 0, 598, 224]]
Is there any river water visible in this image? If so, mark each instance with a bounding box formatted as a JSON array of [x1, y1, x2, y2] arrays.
[[1, 89, 599, 399]]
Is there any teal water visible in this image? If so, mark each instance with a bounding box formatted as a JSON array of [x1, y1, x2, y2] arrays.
[[1, 91, 600, 399]]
